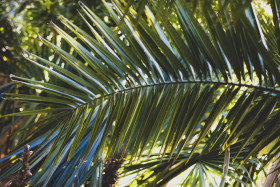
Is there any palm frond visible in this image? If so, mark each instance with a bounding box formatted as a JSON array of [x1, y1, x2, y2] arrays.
[[1, 0, 280, 186]]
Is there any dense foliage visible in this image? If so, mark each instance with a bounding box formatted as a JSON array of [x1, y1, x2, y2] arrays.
[[0, 0, 280, 186]]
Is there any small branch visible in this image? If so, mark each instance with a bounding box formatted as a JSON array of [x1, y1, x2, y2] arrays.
[[263, 151, 280, 187], [13, 144, 33, 187], [220, 146, 230, 187], [102, 148, 127, 187]]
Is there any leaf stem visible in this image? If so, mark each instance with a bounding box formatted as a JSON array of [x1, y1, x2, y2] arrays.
[[76, 80, 280, 109]]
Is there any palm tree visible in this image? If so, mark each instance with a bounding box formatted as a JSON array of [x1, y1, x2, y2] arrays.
[[1, 0, 280, 186]]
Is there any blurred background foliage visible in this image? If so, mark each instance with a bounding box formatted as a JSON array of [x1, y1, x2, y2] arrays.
[[0, 0, 112, 77]]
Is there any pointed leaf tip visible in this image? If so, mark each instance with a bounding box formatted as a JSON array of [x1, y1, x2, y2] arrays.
[[37, 33, 43, 41], [22, 50, 31, 59], [78, 1, 85, 7], [48, 20, 55, 26], [23, 49, 31, 55], [9, 74, 14, 79], [0, 93, 4, 100]]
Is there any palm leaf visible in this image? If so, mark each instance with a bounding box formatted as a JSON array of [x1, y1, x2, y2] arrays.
[[1, 0, 280, 186]]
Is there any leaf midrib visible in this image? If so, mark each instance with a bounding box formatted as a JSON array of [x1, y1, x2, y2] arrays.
[[70, 80, 280, 110]]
